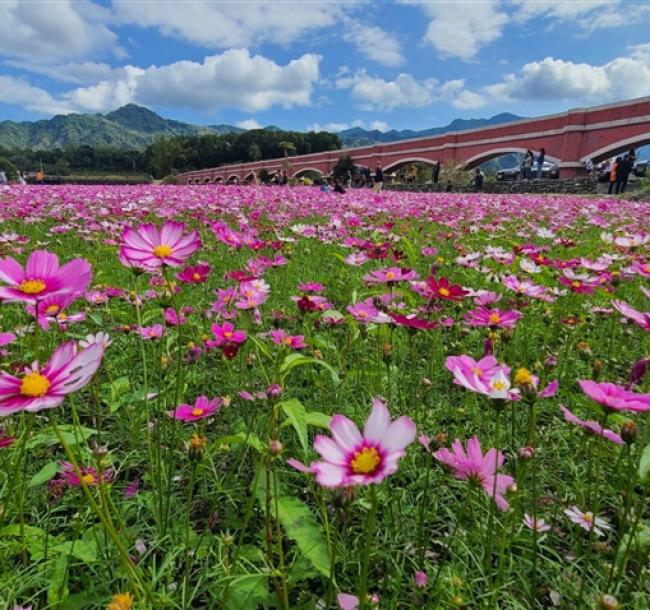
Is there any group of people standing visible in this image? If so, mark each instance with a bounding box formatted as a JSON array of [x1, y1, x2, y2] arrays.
[[521, 148, 546, 179], [607, 152, 635, 194]]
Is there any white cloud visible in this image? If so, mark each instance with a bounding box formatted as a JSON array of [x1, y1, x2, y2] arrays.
[[0, 0, 117, 62], [0, 76, 73, 115], [369, 120, 390, 132], [342, 20, 404, 67], [336, 70, 486, 110], [484, 48, 650, 102], [135, 50, 321, 112], [4, 61, 122, 85], [0, 49, 322, 116], [237, 119, 262, 130], [402, 0, 508, 60], [113, 0, 352, 48]]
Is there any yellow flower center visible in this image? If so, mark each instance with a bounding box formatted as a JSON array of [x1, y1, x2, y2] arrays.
[[20, 372, 51, 397], [514, 368, 533, 385], [438, 287, 450, 297], [471, 367, 483, 376], [491, 380, 507, 391], [45, 304, 60, 315], [57, 313, 68, 321], [358, 311, 367, 318], [224, 331, 233, 339], [571, 281, 581, 288], [584, 512, 594, 524], [386, 271, 395, 280], [643, 264, 650, 274], [350, 446, 381, 474], [191, 407, 205, 417], [153, 244, 173, 258], [81, 473, 96, 485], [283, 337, 293, 346], [192, 272, 201, 280], [488, 313, 501, 324], [108, 592, 134, 610], [19, 279, 46, 294]]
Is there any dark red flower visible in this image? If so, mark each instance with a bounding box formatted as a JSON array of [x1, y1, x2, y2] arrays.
[[390, 313, 438, 330], [425, 276, 468, 302]]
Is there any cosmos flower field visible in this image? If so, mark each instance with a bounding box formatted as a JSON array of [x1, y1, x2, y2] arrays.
[[0, 184, 649, 610]]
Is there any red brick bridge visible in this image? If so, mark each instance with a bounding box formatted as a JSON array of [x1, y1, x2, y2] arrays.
[[179, 97, 650, 184]]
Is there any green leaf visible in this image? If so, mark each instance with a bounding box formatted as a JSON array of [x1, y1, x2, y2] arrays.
[[216, 432, 264, 452], [50, 539, 98, 563], [279, 398, 308, 453], [28, 461, 59, 487], [279, 353, 340, 386], [47, 554, 69, 606], [305, 411, 331, 429], [255, 472, 331, 577], [399, 235, 419, 267], [248, 334, 272, 360], [638, 444, 650, 480], [226, 574, 268, 610], [27, 425, 97, 449]]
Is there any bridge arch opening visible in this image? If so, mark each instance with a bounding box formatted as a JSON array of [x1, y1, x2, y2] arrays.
[[581, 132, 650, 163], [463, 148, 561, 170], [382, 158, 440, 184], [227, 175, 240, 184], [213, 176, 223, 183]]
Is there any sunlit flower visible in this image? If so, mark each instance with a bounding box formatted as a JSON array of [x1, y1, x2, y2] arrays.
[[465, 306, 522, 329], [579, 380, 650, 412], [0, 250, 91, 304], [177, 262, 211, 283], [120, 221, 201, 269], [523, 513, 551, 532], [288, 398, 416, 487], [559, 405, 623, 444], [60, 461, 112, 487], [270, 329, 306, 349], [168, 396, 224, 421], [564, 506, 611, 537], [0, 340, 105, 415]]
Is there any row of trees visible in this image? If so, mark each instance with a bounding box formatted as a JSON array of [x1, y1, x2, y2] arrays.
[[0, 129, 341, 180]]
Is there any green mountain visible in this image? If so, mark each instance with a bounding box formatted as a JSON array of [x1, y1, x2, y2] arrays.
[[0, 104, 244, 150]]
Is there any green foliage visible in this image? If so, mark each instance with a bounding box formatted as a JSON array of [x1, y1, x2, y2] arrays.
[[331, 154, 356, 180], [0, 155, 18, 180]]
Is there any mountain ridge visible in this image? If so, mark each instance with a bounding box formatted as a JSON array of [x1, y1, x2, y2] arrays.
[[0, 104, 525, 151]]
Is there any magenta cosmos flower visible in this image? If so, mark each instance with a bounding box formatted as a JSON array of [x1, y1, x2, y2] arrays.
[[612, 300, 650, 332], [363, 267, 419, 284], [206, 322, 247, 348], [559, 405, 623, 445], [119, 221, 201, 269], [288, 398, 416, 487], [270, 329, 306, 349], [177, 262, 212, 284], [60, 461, 113, 487], [169, 396, 224, 421], [578, 380, 650, 412], [337, 593, 379, 610], [434, 436, 514, 511], [465, 306, 523, 329], [0, 340, 105, 416], [0, 250, 91, 305]]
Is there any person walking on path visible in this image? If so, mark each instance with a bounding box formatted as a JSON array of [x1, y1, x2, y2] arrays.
[[536, 148, 545, 179], [373, 163, 384, 192], [585, 158, 594, 176], [608, 157, 620, 194], [615, 155, 631, 194], [0, 170, 6, 185], [432, 160, 441, 183]]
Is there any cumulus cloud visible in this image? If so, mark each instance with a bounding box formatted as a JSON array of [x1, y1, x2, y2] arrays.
[[369, 120, 390, 132], [402, 0, 508, 60], [0, 49, 322, 116], [342, 20, 404, 67], [307, 119, 390, 133], [0, 0, 118, 62], [336, 70, 486, 110], [0, 76, 73, 115], [112, 0, 352, 48], [484, 48, 650, 103], [237, 119, 262, 130]]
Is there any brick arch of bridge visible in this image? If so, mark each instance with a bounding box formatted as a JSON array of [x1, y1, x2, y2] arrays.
[[463, 147, 562, 169], [291, 166, 325, 179], [581, 131, 650, 163]]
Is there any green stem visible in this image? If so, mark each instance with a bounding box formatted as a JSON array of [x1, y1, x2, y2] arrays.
[[358, 484, 379, 610]]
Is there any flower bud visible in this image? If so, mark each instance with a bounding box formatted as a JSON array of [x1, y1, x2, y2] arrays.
[[518, 446, 536, 460], [621, 421, 638, 445], [188, 434, 208, 461], [592, 359, 604, 378], [382, 342, 393, 363], [598, 594, 619, 610], [268, 439, 283, 456]]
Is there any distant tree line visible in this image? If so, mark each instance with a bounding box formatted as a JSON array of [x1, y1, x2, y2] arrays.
[[0, 129, 341, 180]]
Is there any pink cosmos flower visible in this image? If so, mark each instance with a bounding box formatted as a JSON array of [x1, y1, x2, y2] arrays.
[[0, 332, 16, 346], [347, 300, 391, 324], [0, 340, 105, 416], [465, 306, 523, 329], [298, 282, 324, 293], [292, 294, 333, 312], [523, 514, 551, 533], [473, 290, 501, 306], [578, 380, 650, 412], [612, 300, 650, 332], [288, 398, 416, 487], [270, 329, 306, 349], [415, 276, 468, 302], [390, 313, 437, 330], [502, 275, 554, 302], [445, 355, 506, 386], [80, 332, 112, 349], [206, 322, 247, 348], [60, 461, 112, 487], [434, 436, 514, 511], [235, 279, 270, 309], [414, 570, 428, 589], [630, 260, 650, 277], [559, 405, 623, 445], [564, 506, 611, 537], [0, 250, 91, 305], [363, 267, 419, 284], [337, 593, 379, 610], [177, 262, 212, 283], [120, 221, 201, 269], [168, 396, 224, 421], [448, 365, 514, 400], [138, 324, 164, 340]]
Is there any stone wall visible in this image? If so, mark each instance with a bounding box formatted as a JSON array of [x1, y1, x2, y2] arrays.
[[385, 177, 599, 195]]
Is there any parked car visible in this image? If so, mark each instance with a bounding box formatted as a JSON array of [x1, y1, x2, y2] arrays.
[[597, 157, 647, 182], [495, 161, 559, 181]]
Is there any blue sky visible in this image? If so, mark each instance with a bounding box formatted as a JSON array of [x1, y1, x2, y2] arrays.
[[1, 1, 649, 132]]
